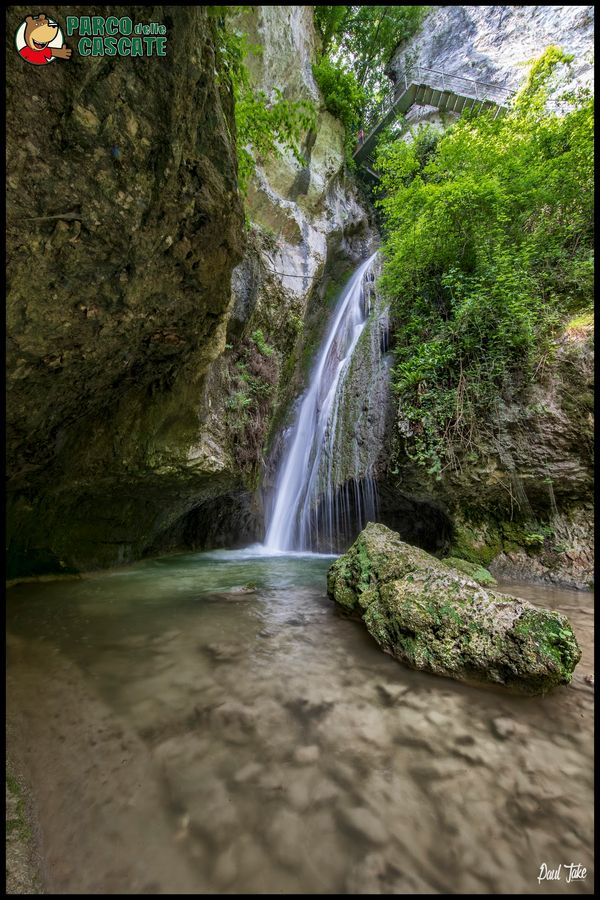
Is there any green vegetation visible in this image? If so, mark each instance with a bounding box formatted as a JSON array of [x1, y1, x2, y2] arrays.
[[6, 768, 31, 842], [566, 310, 594, 331], [6, 769, 32, 842], [211, 8, 316, 194], [6, 765, 43, 894], [226, 335, 279, 482], [251, 329, 275, 357], [312, 55, 366, 164], [313, 6, 429, 164], [312, 56, 367, 130], [314, 6, 429, 101], [442, 557, 497, 587], [375, 48, 594, 477]]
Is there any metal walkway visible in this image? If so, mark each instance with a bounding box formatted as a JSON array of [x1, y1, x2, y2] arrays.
[[354, 65, 514, 175]]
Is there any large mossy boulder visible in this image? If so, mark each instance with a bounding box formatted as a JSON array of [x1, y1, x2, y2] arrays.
[[327, 523, 581, 695]]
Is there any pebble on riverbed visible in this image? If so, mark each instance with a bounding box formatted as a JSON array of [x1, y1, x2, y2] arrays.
[[491, 717, 530, 741], [202, 641, 246, 662], [338, 806, 389, 845], [293, 745, 320, 764]]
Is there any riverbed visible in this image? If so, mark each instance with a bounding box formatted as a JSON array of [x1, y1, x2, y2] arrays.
[[6, 549, 594, 894]]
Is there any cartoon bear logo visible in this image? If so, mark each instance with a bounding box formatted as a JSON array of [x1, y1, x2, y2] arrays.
[[15, 14, 71, 65]]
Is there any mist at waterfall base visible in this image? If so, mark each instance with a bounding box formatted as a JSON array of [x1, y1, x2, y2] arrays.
[[262, 252, 383, 554]]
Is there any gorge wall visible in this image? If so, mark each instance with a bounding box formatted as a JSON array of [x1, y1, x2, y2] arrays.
[[6, 5, 374, 576], [374, 5, 595, 588], [6, 6, 593, 589], [155, 6, 377, 554], [374, 318, 594, 589], [386, 5, 595, 133]]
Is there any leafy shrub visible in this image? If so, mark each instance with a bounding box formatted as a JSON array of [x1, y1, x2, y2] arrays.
[[225, 339, 279, 480], [314, 6, 430, 104], [376, 48, 594, 476], [312, 55, 367, 165], [312, 56, 366, 132], [251, 329, 275, 357]]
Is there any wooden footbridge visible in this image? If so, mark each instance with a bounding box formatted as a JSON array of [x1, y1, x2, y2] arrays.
[[354, 66, 515, 178]]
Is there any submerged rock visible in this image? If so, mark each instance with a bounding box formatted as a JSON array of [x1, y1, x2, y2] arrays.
[[327, 523, 581, 695], [209, 584, 258, 601], [337, 806, 388, 846]]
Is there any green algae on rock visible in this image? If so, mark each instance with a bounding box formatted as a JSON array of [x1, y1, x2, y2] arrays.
[[327, 523, 581, 695], [442, 557, 497, 587]]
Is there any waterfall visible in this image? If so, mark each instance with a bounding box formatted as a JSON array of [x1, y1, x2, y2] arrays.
[[264, 252, 382, 552]]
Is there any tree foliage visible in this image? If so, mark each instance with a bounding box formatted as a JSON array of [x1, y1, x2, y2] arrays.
[[312, 54, 366, 166], [312, 55, 366, 131], [314, 6, 429, 121], [375, 48, 594, 476]]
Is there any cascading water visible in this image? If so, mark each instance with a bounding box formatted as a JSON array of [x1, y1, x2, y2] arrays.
[[264, 252, 382, 552]]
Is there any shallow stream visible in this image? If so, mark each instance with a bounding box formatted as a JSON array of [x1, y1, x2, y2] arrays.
[[6, 549, 594, 894]]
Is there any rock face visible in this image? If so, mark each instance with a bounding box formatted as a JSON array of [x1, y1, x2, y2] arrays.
[[369, 10, 595, 588], [6, 5, 374, 574], [388, 5, 594, 91], [442, 557, 497, 587], [327, 523, 581, 695], [146, 6, 377, 554], [322, 257, 391, 493], [6, 6, 246, 576], [376, 317, 594, 590], [387, 5, 594, 128], [237, 6, 373, 292]]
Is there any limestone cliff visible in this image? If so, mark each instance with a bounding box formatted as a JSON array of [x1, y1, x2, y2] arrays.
[[375, 317, 594, 589], [386, 5, 594, 132], [372, 6, 595, 589], [149, 6, 377, 553], [6, 5, 375, 574], [6, 6, 246, 576]]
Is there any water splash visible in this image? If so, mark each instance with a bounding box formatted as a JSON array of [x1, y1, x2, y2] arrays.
[[265, 253, 382, 552]]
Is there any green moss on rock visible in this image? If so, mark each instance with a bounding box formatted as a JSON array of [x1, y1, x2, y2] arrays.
[[501, 521, 554, 553], [328, 523, 581, 695], [442, 557, 497, 587], [449, 521, 502, 566]]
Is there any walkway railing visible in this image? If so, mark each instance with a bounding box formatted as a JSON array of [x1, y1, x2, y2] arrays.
[[363, 65, 515, 133]]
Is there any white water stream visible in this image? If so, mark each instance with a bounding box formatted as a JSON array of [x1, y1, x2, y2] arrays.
[[264, 253, 379, 551]]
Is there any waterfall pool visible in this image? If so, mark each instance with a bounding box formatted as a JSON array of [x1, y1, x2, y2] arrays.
[[7, 550, 594, 894]]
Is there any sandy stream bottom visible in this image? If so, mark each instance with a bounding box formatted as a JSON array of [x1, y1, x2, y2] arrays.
[[6, 550, 594, 894]]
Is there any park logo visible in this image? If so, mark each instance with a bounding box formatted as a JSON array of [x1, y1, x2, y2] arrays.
[[15, 13, 167, 65], [15, 14, 71, 66], [66, 16, 167, 57]]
